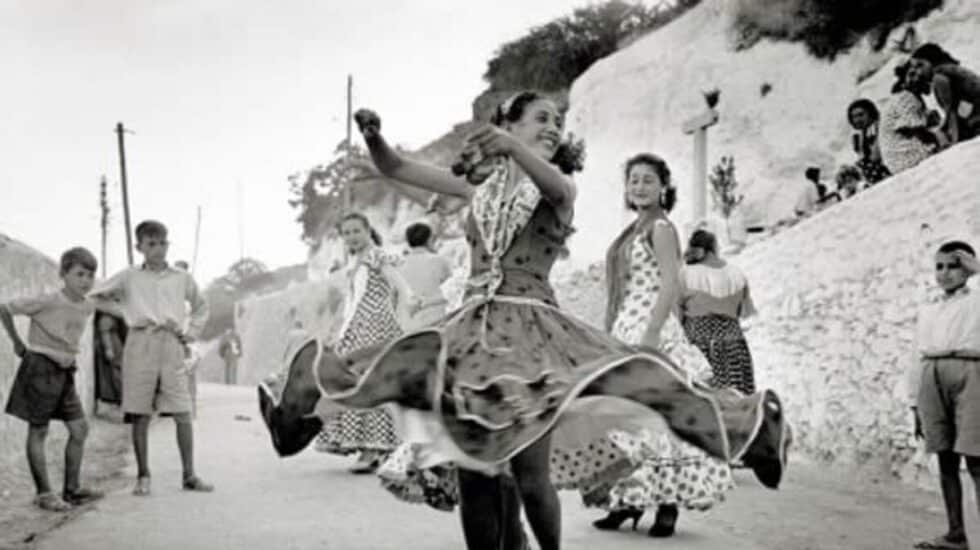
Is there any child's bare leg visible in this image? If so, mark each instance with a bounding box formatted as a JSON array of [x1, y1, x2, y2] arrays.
[[131, 415, 151, 479], [511, 435, 561, 550], [174, 413, 194, 479], [967, 456, 980, 526], [175, 413, 212, 490], [26, 424, 52, 494], [63, 418, 89, 493], [938, 451, 967, 543]]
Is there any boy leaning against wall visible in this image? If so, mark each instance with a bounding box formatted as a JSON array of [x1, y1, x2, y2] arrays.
[[909, 240, 980, 550], [0, 247, 105, 511]]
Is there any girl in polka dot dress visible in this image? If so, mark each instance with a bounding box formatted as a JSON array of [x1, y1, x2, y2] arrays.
[[588, 154, 736, 538], [313, 212, 417, 474], [258, 94, 789, 550]]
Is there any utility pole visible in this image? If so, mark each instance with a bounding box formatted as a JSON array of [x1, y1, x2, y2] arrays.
[[115, 123, 134, 266], [237, 181, 244, 262], [99, 176, 109, 278], [192, 205, 202, 275], [343, 74, 353, 210]]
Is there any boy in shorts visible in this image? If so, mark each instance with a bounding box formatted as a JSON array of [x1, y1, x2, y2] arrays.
[[910, 240, 980, 550], [90, 221, 212, 496], [1, 247, 104, 511]]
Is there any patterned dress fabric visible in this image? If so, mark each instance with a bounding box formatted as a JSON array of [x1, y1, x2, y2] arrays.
[[853, 126, 891, 185], [307, 162, 782, 512], [879, 91, 935, 175], [683, 315, 756, 395], [582, 237, 734, 512], [315, 249, 401, 455]]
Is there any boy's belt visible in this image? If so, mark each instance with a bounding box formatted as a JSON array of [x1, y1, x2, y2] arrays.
[[923, 350, 980, 361], [130, 324, 188, 344]]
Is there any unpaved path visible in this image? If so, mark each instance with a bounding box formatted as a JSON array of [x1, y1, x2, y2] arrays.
[[30, 384, 966, 550]]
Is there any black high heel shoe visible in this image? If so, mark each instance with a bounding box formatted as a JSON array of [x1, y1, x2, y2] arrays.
[[592, 508, 644, 531], [648, 505, 678, 538]]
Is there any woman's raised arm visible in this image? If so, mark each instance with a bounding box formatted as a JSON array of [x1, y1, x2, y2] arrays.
[[356, 109, 473, 200]]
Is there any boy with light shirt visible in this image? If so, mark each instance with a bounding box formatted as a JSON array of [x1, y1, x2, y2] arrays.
[[909, 240, 980, 550], [90, 221, 212, 496]]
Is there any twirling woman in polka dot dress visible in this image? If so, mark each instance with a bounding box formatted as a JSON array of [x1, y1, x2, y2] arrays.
[[587, 154, 736, 538], [258, 94, 789, 550]]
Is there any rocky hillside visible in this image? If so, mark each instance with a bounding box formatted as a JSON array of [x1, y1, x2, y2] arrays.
[[564, 0, 980, 266]]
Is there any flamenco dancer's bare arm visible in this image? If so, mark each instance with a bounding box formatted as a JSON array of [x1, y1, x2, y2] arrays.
[[355, 109, 473, 200], [641, 220, 683, 349]]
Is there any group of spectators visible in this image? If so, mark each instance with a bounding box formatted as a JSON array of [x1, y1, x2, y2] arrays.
[[790, 43, 979, 222]]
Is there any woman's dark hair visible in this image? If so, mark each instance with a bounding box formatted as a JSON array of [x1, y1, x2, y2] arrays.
[[847, 99, 880, 126], [405, 222, 433, 248], [623, 153, 676, 212], [688, 229, 718, 256], [492, 91, 584, 175], [912, 43, 959, 67], [338, 212, 382, 246]]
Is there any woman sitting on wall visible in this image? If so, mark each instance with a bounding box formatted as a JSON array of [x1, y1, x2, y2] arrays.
[[847, 99, 891, 185], [879, 61, 941, 175], [907, 43, 980, 145]]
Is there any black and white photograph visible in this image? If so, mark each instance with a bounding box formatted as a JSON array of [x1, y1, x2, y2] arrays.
[[1, 0, 979, 549]]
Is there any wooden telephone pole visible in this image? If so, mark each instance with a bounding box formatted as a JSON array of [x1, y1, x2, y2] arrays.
[[343, 75, 353, 210], [99, 176, 109, 278], [192, 205, 202, 275], [115, 123, 135, 266]]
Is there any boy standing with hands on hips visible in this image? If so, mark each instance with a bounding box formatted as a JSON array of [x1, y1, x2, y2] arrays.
[[90, 220, 212, 497]]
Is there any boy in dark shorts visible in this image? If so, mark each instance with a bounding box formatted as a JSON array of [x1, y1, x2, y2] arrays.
[[910, 240, 980, 550], [1, 247, 105, 511]]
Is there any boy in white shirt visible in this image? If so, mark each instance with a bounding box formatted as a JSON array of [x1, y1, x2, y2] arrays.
[[909, 240, 980, 550]]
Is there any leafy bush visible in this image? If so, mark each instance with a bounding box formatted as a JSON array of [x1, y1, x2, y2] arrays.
[[709, 156, 743, 218], [484, 0, 702, 92], [730, 0, 944, 60]]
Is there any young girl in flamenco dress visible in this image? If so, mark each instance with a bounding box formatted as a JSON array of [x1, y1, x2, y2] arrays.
[[313, 212, 417, 473], [263, 91, 790, 550]]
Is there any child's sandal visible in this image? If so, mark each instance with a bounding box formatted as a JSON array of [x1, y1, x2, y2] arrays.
[[35, 493, 72, 512], [63, 487, 105, 506], [132, 476, 151, 496], [182, 476, 214, 492]]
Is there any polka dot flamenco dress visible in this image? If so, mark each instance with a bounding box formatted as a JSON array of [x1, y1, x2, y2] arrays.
[[581, 237, 735, 513], [314, 249, 401, 457]]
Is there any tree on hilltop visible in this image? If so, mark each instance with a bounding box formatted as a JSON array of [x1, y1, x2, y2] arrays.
[[731, 0, 944, 60], [484, 0, 702, 92]]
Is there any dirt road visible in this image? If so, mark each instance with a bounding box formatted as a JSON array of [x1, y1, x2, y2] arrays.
[[30, 384, 962, 550]]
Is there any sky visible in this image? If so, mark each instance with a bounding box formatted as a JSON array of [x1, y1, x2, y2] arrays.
[[0, 0, 597, 284]]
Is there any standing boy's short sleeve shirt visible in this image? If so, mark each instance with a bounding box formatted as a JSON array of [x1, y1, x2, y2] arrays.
[[6, 291, 94, 367], [916, 287, 980, 356]]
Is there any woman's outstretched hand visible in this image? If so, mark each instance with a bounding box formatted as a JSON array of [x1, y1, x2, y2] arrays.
[[354, 109, 381, 139]]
